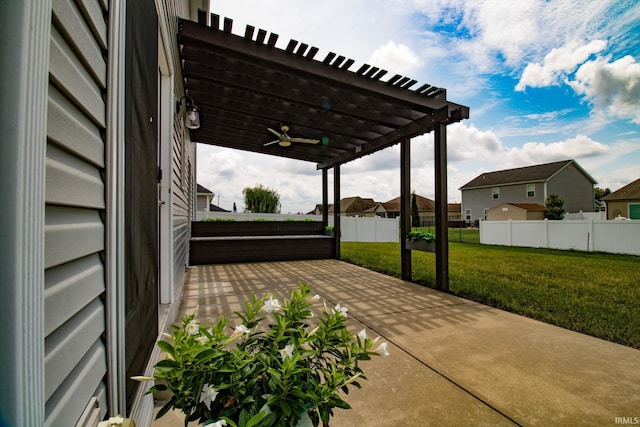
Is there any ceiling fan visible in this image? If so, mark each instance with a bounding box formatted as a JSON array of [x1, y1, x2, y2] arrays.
[[263, 124, 320, 147]]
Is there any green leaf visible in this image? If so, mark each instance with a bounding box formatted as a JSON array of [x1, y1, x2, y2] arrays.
[[245, 411, 269, 427], [154, 359, 179, 368], [155, 398, 174, 419], [157, 340, 175, 357]]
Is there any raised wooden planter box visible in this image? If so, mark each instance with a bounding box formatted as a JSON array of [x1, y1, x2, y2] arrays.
[[192, 220, 326, 237], [190, 221, 335, 265], [405, 239, 436, 252]]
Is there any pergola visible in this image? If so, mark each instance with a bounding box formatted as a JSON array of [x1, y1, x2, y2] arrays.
[[178, 11, 469, 290]]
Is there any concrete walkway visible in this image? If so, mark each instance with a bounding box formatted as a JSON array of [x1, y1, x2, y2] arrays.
[[153, 260, 640, 426]]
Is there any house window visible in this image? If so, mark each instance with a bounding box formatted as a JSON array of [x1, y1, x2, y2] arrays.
[[526, 183, 535, 198], [484, 208, 489, 220], [492, 187, 499, 200], [465, 209, 471, 221]]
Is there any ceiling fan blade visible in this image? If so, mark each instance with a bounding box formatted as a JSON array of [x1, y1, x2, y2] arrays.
[[290, 137, 320, 144], [263, 140, 280, 146], [267, 128, 282, 138]]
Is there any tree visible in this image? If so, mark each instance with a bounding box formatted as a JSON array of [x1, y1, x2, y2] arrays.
[[411, 192, 420, 227], [242, 184, 281, 213], [544, 193, 565, 220], [594, 187, 611, 201]]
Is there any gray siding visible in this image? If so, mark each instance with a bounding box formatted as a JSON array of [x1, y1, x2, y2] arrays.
[[462, 183, 544, 223], [547, 164, 595, 213], [162, 0, 193, 289], [45, 0, 108, 425]]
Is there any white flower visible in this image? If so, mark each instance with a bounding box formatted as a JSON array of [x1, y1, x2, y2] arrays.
[[311, 294, 321, 301], [307, 326, 319, 337], [234, 324, 250, 335], [200, 383, 219, 408], [357, 329, 367, 341], [186, 319, 199, 336], [195, 335, 209, 344], [333, 304, 348, 317], [279, 344, 294, 361], [204, 420, 228, 427], [130, 376, 154, 382], [229, 324, 251, 341], [262, 296, 281, 313], [374, 341, 390, 357]]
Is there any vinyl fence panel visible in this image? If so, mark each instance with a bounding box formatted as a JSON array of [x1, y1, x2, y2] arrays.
[[480, 219, 639, 255]]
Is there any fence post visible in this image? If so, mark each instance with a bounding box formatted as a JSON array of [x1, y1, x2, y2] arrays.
[[544, 218, 549, 249], [508, 219, 512, 246], [588, 219, 594, 252]]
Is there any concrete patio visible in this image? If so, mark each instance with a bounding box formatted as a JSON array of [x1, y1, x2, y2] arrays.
[[152, 259, 640, 426]]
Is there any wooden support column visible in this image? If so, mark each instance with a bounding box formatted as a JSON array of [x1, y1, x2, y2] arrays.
[[400, 138, 412, 281], [434, 122, 449, 291], [322, 168, 328, 227], [333, 165, 341, 259]]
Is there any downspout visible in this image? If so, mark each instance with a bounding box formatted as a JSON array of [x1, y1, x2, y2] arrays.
[[0, 0, 50, 424], [106, 0, 127, 415]]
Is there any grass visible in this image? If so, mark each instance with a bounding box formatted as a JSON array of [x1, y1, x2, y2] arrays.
[[341, 233, 640, 349]]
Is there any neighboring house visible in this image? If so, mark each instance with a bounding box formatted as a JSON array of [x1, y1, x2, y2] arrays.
[[1, 1, 208, 426], [486, 203, 547, 221], [209, 203, 230, 212], [602, 178, 640, 219], [459, 159, 597, 224], [310, 196, 377, 217], [196, 183, 215, 212], [364, 195, 462, 222]]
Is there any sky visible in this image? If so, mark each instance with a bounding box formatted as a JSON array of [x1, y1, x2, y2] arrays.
[[197, 0, 640, 213]]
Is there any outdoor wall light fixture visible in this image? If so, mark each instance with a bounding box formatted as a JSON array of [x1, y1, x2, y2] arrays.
[[176, 95, 201, 130]]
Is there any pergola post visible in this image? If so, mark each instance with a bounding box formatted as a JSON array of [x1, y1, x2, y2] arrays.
[[434, 122, 449, 291], [400, 138, 412, 281], [333, 165, 341, 259], [322, 168, 328, 227]]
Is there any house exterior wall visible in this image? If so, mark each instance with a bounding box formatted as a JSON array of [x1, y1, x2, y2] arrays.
[[487, 205, 527, 221], [1, 0, 202, 425], [547, 163, 595, 213], [462, 181, 544, 223], [44, 1, 109, 425], [606, 200, 640, 219]]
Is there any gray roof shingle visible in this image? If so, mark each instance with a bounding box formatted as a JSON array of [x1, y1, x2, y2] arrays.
[[602, 178, 640, 201], [459, 160, 595, 190]]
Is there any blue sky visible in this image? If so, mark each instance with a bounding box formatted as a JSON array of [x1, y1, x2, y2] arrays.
[[198, 0, 640, 213]]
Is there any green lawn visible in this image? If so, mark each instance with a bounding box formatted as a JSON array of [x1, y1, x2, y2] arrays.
[[341, 237, 640, 349]]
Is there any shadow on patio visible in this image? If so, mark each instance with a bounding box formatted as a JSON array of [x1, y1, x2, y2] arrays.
[[153, 259, 640, 426]]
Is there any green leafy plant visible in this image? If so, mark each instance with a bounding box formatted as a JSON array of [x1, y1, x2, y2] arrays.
[[135, 282, 388, 427], [243, 184, 281, 213], [544, 193, 565, 220], [406, 230, 436, 243], [324, 226, 334, 232]]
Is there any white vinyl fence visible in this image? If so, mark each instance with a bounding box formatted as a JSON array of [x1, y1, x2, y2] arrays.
[[564, 211, 606, 220], [480, 219, 640, 255], [336, 216, 399, 242], [197, 212, 399, 243]]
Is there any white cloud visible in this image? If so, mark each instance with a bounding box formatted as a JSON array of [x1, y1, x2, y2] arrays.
[[369, 41, 422, 76], [510, 135, 609, 164], [515, 40, 607, 91], [568, 55, 640, 124]]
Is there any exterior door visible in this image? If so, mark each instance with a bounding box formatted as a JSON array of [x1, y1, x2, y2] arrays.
[[124, 0, 159, 408]]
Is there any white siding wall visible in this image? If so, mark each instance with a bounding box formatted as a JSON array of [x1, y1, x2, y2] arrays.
[[45, 0, 109, 425], [158, 0, 193, 293]]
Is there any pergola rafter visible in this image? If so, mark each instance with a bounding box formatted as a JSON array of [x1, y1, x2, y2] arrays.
[[178, 11, 470, 290]]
